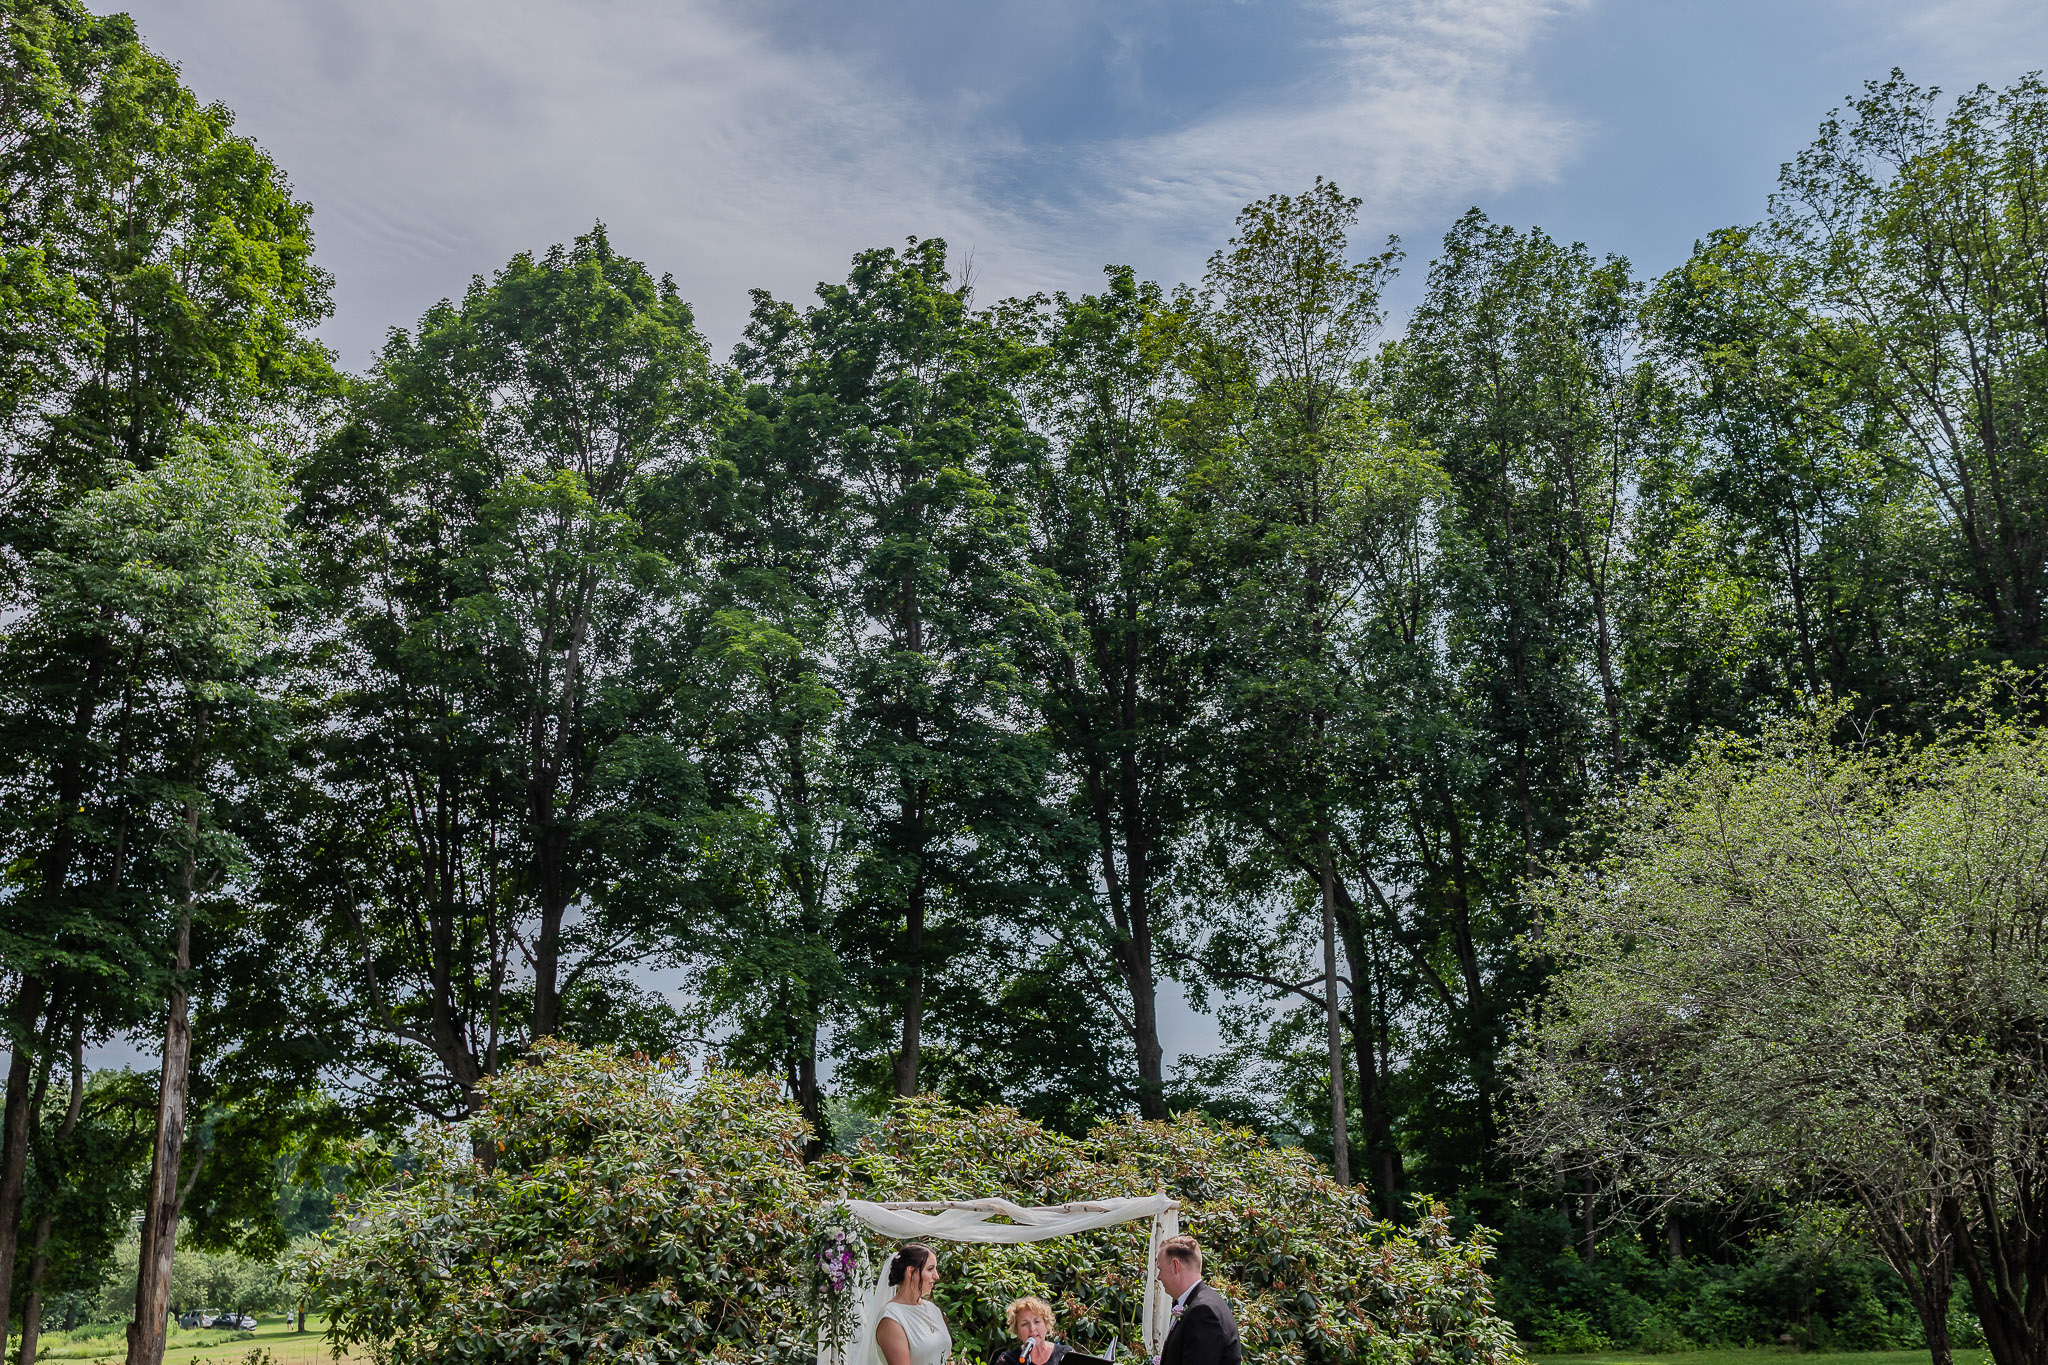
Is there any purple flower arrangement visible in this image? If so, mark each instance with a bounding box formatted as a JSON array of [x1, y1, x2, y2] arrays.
[[821, 1229, 857, 1292], [807, 1205, 870, 1353]]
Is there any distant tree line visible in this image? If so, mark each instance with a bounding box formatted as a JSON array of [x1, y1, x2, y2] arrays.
[[3, 0, 2047, 1361]]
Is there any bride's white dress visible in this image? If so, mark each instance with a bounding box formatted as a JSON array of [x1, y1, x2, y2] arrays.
[[876, 1301, 951, 1365]]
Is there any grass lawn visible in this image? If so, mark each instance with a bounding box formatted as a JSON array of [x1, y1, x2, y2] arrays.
[[43, 1333, 1970, 1365], [36, 1317, 351, 1365], [1535, 1352, 1971, 1365]]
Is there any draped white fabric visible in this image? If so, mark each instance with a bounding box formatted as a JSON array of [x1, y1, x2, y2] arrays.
[[817, 1196, 1180, 1365], [1140, 1201, 1180, 1358]]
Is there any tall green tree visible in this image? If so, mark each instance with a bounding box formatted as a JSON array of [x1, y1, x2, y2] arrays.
[[18, 434, 297, 1365], [681, 319, 857, 1149], [1013, 267, 1193, 1120], [0, 5, 329, 1350], [1639, 226, 1968, 740], [1370, 213, 1643, 1196], [1174, 181, 1432, 1186], [737, 240, 1055, 1099], [1772, 72, 2048, 664], [291, 227, 716, 1119]]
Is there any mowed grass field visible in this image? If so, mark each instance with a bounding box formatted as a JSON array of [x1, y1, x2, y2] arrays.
[[34, 1317, 354, 1365], [41, 1332, 1963, 1365], [1536, 1351, 1972, 1365]]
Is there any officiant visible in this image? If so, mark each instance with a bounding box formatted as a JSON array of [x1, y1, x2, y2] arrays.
[[992, 1297, 1070, 1365]]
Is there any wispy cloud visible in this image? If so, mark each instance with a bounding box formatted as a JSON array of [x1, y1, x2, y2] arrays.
[[1073, 0, 1589, 257], [1873, 0, 2048, 74], [129, 0, 1588, 364]]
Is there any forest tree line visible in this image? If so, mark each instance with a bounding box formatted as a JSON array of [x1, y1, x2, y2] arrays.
[[3, 1, 2047, 1360]]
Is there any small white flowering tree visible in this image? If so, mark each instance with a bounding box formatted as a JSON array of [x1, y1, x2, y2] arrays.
[[1515, 690, 2048, 1365]]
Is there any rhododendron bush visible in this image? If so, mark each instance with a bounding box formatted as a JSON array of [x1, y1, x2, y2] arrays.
[[305, 1045, 1522, 1365]]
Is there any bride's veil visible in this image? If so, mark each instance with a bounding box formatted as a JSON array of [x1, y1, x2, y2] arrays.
[[825, 1254, 897, 1365]]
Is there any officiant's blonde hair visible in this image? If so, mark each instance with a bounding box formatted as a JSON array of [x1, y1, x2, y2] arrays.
[[1006, 1297, 1056, 1336]]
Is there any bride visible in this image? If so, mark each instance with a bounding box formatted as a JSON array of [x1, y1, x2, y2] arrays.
[[874, 1244, 951, 1365]]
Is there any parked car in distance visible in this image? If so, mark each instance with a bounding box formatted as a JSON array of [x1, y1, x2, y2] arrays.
[[177, 1311, 209, 1328]]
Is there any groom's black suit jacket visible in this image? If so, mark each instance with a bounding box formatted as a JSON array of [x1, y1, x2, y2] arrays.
[[1159, 1283, 1241, 1365]]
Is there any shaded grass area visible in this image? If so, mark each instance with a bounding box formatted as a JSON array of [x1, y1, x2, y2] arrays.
[[1535, 1352, 1968, 1365], [36, 1317, 349, 1365]]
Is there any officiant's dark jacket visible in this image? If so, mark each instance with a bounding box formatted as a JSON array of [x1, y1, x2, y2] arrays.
[[1160, 1283, 1241, 1365]]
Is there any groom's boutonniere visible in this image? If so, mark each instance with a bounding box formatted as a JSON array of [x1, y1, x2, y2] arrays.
[[1170, 1304, 1185, 1322]]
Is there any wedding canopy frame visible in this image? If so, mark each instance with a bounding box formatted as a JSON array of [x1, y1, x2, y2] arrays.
[[819, 1195, 1182, 1365]]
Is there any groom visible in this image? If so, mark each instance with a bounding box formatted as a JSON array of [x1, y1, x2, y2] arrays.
[[1155, 1236, 1241, 1365]]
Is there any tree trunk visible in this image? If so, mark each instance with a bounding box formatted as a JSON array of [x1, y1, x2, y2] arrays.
[[1074, 682, 1169, 1121], [795, 1028, 825, 1162], [532, 901, 563, 1042], [1782, 515, 1824, 698], [1863, 1194, 1959, 1365], [0, 974, 50, 1365], [1318, 839, 1349, 1186], [20, 1210, 53, 1361], [1337, 902, 1397, 1207], [893, 867, 925, 1097], [1900, 1252, 1956, 1365], [1125, 927, 1166, 1120], [1119, 773, 1165, 1120], [21, 1241, 51, 1365], [892, 556, 926, 1101], [127, 800, 199, 1365], [20, 1026, 85, 1365], [1113, 622, 1166, 1121], [1948, 1196, 2043, 1365], [1437, 793, 1499, 1169], [1923, 1309, 1956, 1365]]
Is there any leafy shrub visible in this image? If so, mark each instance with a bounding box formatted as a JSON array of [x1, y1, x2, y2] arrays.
[[306, 1043, 1523, 1365], [1488, 1205, 1933, 1351], [306, 1043, 812, 1365], [1630, 1319, 1685, 1354], [1521, 1309, 1607, 1355]]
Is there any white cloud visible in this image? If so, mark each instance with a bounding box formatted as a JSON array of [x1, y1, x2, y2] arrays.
[[125, 0, 1588, 364], [1875, 0, 2048, 74], [140, 0, 990, 353], [1084, 0, 1588, 254]]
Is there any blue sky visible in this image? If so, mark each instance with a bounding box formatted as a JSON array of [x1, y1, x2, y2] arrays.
[[117, 0, 2048, 376]]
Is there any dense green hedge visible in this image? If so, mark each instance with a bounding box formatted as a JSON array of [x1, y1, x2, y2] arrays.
[[305, 1044, 1521, 1365], [1489, 1207, 1986, 1354]]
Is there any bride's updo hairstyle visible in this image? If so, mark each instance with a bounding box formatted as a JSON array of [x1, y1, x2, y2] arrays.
[[888, 1243, 935, 1288]]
